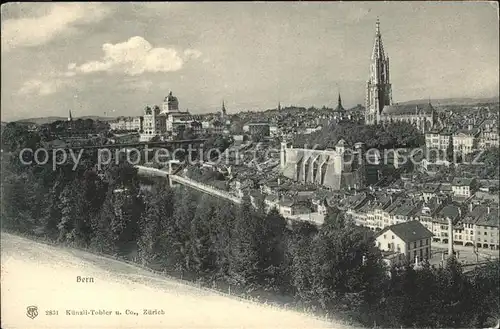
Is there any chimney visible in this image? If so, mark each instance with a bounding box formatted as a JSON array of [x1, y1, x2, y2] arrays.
[[469, 203, 473, 212], [487, 206, 490, 214], [447, 217, 454, 258]]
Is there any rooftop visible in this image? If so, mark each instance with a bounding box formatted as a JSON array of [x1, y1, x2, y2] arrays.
[[377, 220, 434, 243], [452, 177, 475, 186], [381, 102, 435, 115]]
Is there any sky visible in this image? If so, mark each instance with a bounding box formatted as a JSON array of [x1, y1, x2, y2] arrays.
[[1, 2, 498, 121]]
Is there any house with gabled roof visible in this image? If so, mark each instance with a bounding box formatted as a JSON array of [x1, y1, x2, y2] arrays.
[[375, 220, 434, 265]]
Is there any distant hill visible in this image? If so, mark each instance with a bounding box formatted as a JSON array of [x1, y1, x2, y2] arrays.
[[14, 116, 116, 125], [398, 96, 499, 106]]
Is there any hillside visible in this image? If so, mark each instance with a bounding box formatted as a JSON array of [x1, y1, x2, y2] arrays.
[[15, 116, 116, 125], [1, 232, 345, 329], [399, 96, 499, 106]]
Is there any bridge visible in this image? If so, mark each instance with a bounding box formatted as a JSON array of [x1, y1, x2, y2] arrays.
[[136, 165, 323, 226], [46, 139, 207, 151], [137, 165, 241, 203]]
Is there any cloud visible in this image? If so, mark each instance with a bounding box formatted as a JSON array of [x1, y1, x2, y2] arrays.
[[184, 49, 203, 60], [123, 80, 154, 91], [17, 68, 77, 96], [1, 3, 111, 52], [345, 6, 370, 23], [18, 79, 60, 96], [68, 36, 203, 76]]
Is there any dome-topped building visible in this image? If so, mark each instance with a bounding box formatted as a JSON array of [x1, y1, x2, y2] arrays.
[[162, 91, 179, 113]]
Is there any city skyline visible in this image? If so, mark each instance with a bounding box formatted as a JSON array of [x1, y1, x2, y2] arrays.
[[1, 2, 499, 121]]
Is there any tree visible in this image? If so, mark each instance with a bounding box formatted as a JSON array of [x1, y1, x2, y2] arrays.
[[229, 195, 261, 287], [90, 191, 116, 254], [446, 135, 455, 162], [138, 184, 174, 268], [309, 208, 385, 312], [190, 195, 217, 277], [286, 221, 318, 303], [256, 208, 287, 290], [469, 260, 500, 327], [212, 199, 237, 281], [166, 188, 197, 272]]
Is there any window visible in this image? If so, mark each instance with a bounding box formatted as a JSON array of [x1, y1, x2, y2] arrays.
[[414, 242, 417, 248], [383, 234, 386, 239], [392, 235, 394, 239], [420, 240, 423, 247], [426, 239, 429, 246], [485, 232, 488, 236]]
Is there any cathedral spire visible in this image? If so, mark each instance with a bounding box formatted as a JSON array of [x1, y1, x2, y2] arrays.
[[365, 18, 392, 125], [371, 18, 385, 61]]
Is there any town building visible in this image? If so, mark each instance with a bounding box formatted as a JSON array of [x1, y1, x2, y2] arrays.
[[451, 177, 476, 198], [478, 119, 499, 149], [460, 203, 499, 250], [140, 105, 166, 141], [243, 122, 271, 137], [161, 92, 192, 132], [425, 128, 480, 155], [375, 220, 433, 265], [109, 116, 143, 132]]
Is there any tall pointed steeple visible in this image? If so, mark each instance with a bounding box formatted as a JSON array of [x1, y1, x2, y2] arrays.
[[335, 93, 345, 112], [221, 100, 226, 118], [365, 18, 392, 125], [278, 102, 281, 111]]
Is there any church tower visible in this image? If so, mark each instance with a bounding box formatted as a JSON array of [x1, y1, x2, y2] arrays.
[[365, 19, 392, 125], [335, 93, 345, 112], [221, 100, 226, 119]]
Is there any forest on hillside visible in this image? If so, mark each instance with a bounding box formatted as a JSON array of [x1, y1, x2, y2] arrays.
[[1, 122, 499, 328]]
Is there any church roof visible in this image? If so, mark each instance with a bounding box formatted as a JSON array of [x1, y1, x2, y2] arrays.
[[381, 102, 435, 115]]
